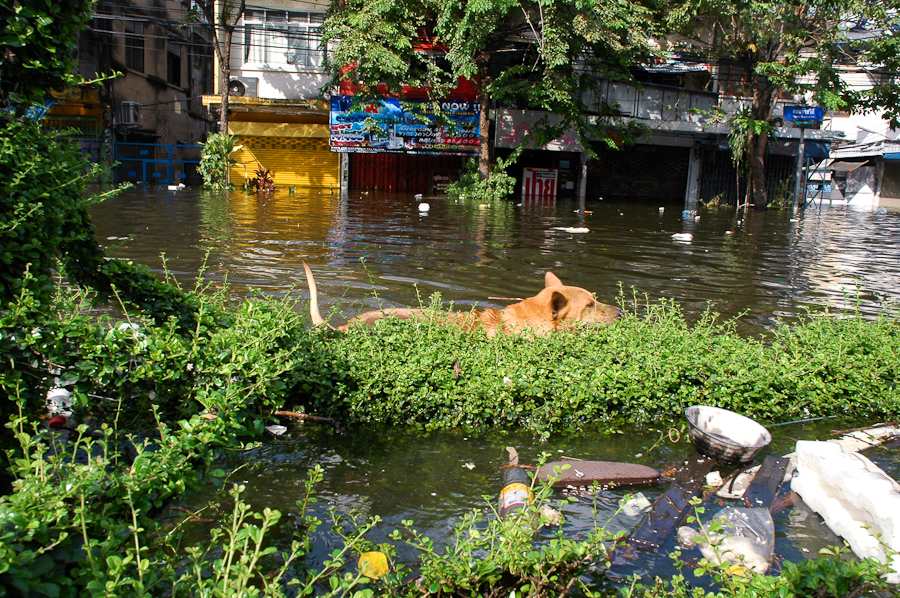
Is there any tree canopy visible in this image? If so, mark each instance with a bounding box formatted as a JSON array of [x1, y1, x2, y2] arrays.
[[667, 0, 900, 207], [322, 0, 662, 179], [0, 0, 95, 109]]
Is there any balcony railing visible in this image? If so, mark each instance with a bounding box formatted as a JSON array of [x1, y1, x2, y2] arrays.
[[585, 80, 718, 123]]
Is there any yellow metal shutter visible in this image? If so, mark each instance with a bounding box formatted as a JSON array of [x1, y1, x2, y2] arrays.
[[231, 137, 339, 189]]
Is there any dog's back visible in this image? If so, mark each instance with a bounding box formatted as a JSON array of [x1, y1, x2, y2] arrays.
[[303, 264, 620, 336]]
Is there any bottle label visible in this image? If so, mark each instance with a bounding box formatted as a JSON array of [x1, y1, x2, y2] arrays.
[[499, 482, 532, 513]]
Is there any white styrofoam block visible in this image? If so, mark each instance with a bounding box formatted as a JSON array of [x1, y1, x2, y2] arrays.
[[792, 440, 900, 583]]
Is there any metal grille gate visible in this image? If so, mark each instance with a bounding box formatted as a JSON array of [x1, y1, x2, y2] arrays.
[[115, 143, 202, 186]]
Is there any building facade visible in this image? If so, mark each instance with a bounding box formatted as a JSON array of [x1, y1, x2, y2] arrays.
[[203, 0, 339, 190]]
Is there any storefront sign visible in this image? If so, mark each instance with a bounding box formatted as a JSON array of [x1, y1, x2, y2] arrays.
[[522, 168, 558, 199], [784, 106, 823, 123], [329, 96, 479, 155]]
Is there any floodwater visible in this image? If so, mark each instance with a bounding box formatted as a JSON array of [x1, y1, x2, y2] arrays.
[[90, 188, 900, 586], [91, 187, 900, 337]]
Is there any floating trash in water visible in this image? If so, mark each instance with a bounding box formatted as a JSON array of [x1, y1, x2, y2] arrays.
[[619, 492, 652, 517], [677, 507, 775, 574], [553, 227, 590, 233], [463, 462, 475, 470], [265, 425, 287, 436], [706, 470, 724, 487], [672, 232, 693, 242], [418, 202, 430, 212]]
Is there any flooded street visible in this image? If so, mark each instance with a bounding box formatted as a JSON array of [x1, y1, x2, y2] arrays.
[[91, 187, 900, 337], [92, 187, 900, 583]]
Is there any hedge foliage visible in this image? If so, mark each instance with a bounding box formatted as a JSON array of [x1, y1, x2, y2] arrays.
[[304, 297, 900, 435], [24, 284, 898, 439], [0, 116, 213, 449]]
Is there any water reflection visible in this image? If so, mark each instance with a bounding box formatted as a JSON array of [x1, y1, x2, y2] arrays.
[[91, 187, 900, 336]]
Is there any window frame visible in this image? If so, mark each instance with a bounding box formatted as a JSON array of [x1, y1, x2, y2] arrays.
[[243, 10, 326, 70], [124, 21, 145, 73]]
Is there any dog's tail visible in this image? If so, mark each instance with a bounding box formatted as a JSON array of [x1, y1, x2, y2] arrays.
[[303, 262, 334, 329]]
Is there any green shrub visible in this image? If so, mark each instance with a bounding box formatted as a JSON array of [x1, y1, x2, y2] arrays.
[[198, 133, 242, 190], [293, 296, 900, 435], [446, 156, 516, 202]]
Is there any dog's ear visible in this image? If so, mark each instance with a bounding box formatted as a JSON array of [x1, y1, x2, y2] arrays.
[[545, 272, 563, 287], [550, 291, 569, 320]]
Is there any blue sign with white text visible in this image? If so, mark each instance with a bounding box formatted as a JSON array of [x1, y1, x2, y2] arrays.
[[784, 106, 823, 121]]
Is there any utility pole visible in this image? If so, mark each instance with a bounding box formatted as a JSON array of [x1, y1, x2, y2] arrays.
[[792, 126, 805, 212]]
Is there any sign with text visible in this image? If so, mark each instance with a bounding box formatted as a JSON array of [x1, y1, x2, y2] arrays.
[[329, 96, 479, 155], [522, 168, 558, 200], [784, 106, 823, 122]]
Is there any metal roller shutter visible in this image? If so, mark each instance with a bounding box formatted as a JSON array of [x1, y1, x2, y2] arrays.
[[231, 137, 339, 189]]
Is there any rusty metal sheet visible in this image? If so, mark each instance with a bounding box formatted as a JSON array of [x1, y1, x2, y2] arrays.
[[536, 460, 660, 488]]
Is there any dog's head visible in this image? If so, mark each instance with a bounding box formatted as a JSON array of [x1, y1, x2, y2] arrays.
[[503, 272, 621, 334]]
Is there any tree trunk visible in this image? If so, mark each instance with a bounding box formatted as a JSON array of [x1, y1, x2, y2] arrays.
[[218, 30, 232, 133], [747, 72, 776, 209], [198, 0, 244, 134], [476, 57, 491, 180], [747, 129, 768, 208]]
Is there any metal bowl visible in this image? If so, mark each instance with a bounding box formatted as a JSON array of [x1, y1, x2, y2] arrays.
[[685, 405, 772, 464]]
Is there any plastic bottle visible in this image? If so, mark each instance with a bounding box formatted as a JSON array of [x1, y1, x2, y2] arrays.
[[498, 466, 533, 517]]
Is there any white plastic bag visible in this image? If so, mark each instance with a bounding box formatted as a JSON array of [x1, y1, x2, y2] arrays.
[[677, 506, 775, 573]]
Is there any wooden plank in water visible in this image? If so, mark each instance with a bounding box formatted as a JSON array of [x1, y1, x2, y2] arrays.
[[741, 455, 789, 510], [535, 460, 660, 488], [627, 455, 715, 550], [629, 485, 698, 549], [606, 455, 715, 577]]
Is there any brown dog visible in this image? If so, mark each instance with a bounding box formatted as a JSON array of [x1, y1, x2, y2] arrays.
[[303, 264, 621, 337]]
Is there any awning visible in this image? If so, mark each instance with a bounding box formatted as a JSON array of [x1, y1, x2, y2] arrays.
[[830, 160, 869, 172]]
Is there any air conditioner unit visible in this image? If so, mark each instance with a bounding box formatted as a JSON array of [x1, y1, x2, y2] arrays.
[[120, 101, 142, 126], [228, 77, 258, 98]]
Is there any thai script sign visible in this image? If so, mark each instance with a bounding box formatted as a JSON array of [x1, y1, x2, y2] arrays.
[[784, 106, 823, 121], [522, 168, 558, 199], [329, 96, 479, 155]]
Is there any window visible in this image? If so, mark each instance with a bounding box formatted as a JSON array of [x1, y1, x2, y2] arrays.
[[244, 11, 325, 69], [167, 49, 182, 87], [124, 21, 144, 73]]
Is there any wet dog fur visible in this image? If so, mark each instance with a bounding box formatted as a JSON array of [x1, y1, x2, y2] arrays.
[[303, 263, 621, 337]]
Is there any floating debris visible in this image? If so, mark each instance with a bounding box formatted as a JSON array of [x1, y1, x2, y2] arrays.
[[552, 226, 590, 233], [265, 425, 287, 436], [619, 492, 652, 517], [677, 507, 775, 574], [685, 405, 771, 464], [536, 460, 659, 488]]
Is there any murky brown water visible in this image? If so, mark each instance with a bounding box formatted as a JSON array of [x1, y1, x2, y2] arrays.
[[91, 187, 900, 336], [92, 187, 900, 585]]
